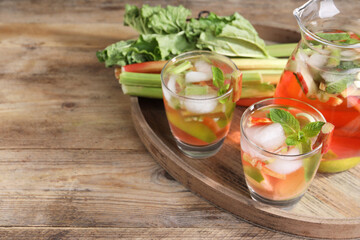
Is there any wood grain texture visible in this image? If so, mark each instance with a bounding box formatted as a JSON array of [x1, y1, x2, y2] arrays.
[[0, 228, 300, 240], [130, 97, 360, 239], [0, 0, 358, 239]]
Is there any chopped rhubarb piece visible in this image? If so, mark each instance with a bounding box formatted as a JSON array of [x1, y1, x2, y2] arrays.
[[231, 70, 243, 102], [313, 122, 335, 154], [249, 117, 272, 126], [236, 97, 268, 107], [327, 96, 343, 106], [294, 72, 309, 94]]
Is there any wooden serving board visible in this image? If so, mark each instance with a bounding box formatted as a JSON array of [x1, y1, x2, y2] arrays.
[[129, 25, 360, 239]]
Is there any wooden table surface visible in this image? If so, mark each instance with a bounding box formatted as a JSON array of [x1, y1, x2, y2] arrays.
[[0, 0, 357, 239]]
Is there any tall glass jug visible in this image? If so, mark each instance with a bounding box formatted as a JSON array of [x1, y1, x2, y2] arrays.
[[275, 0, 360, 170]]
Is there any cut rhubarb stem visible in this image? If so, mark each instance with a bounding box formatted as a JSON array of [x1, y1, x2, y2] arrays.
[[119, 72, 161, 87], [313, 122, 335, 154], [120, 57, 288, 73], [240, 84, 275, 98], [121, 61, 167, 73], [236, 97, 268, 106], [121, 85, 163, 99], [265, 43, 297, 58], [231, 58, 287, 70], [242, 70, 282, 85]]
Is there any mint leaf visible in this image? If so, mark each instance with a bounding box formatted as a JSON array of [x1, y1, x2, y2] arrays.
[[269, 109, 300, 135], [212, 66, 230, 98], [286, 134, 299, 146], [325, 77, 352, 94], [212, 66, 224, 88], [338, 61, 360, 70], [297, 138, 312, 154], [302, 121, 325, 138], [316, 32, 350, 42]]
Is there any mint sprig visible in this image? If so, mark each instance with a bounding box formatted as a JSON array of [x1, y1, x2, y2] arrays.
[[269, 108, 300, 135], [212, 66, 230, 96], [269, 109, 325, 153]]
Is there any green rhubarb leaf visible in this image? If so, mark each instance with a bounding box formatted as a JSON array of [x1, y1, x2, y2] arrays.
[[124, 4, 191, 35], [269, 108, 300, 136], [302, 121, 325, 138]]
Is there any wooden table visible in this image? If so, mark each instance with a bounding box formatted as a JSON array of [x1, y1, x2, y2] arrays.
[[0, 0, 357, 239]]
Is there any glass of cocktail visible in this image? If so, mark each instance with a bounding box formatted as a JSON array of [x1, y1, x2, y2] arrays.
[[275, 0, 360, 171], [240, 98, 330, 208], [161, 51, 242, 158]]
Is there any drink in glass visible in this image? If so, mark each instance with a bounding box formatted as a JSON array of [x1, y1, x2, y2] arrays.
[[275, 0, 360, 168], [161, 51, 241, 158], [240, 98, 327, 207]]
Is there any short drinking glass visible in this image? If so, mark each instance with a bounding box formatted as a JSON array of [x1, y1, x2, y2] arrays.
[[240, 98, 326, 208], [161, 51, 240, 158]]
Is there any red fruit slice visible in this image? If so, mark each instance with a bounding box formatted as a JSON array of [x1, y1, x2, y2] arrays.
[[313, 122, 335, 154], [231, 70, 243, 102], [249, 117, 272, 126]]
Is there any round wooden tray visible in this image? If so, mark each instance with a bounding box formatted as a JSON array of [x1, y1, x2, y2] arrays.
[[128, 25, 360, 239]]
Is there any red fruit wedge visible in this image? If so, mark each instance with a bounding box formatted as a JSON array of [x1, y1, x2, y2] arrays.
[[121, 61, 167, 73], [313, 122, 335, 154], [231, 70, 243, 102], [249, 117, 272, 126]]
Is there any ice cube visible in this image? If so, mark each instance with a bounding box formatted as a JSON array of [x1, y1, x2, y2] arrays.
[[163, 75, 177, 102], [183, 94, 217, 114], [266, 157, 303, 175], [307, 53, 328, 68], [194, 60, 213, 79], [240, 136, 272, 163], [245, 123, 286, 151], [283, 147, 301, 155], [185, 71, 211, 83], [266, 147, 302, 175]]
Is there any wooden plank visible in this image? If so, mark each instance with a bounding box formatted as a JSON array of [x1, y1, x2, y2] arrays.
[[0, 0, 301, 28], [0, 227, 300, 239], [0, 24, 145, 150], [0, 148, 296, 239]]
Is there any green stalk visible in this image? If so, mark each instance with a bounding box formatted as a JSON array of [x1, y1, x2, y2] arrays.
[[121, 85, 163, 99], [240, 84, 275, 98], [119, 72, 161, 87], [231, 58, 287, 70], [265, 43, 297, 58], [121, 83, 275, 99], [242, 70, 282, 85], [120, 70, 282, 88]]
